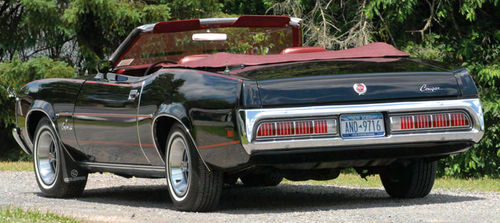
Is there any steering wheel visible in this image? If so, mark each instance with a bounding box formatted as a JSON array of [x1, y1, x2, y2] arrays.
[[144, 59, 178, 76]]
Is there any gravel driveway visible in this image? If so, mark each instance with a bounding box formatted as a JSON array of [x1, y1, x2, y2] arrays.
[[1, 171, 498, 222]]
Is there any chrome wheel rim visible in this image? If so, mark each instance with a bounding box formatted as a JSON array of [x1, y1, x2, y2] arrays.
[[36, 130, 58, 186], [168, 134, 190, 197]]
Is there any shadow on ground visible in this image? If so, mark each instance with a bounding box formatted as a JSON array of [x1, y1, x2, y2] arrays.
[[36, 183, 483, 213], [218, 184, 482, 213]]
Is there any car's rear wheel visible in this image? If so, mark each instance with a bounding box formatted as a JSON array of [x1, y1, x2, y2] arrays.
[[380, 159, 437, 198], [165, 123, 223, 212], [240, 173, 283, 187], [33, 117, 87, 197]]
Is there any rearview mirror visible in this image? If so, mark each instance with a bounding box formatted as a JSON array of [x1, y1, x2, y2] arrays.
[[192, 33, 227, 41]]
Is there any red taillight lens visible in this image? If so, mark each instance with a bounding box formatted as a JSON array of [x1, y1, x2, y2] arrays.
[[257, 122, 276, 137], [314, 120, 329, 134], [391, 112, 470, 131], [295, 120, 313, 135], [256, 119, 337, 139]]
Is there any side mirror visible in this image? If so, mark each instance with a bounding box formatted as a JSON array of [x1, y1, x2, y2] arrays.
[[97, 60, 112, 74]]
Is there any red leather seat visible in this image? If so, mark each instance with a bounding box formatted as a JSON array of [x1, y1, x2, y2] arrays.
[[280, 47, 326, 54]]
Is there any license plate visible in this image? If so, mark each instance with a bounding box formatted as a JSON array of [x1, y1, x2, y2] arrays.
[[340, 113, 385, 138]]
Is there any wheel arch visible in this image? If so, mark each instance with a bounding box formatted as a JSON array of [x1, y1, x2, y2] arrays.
[[25, 101, 58, 147], [152, 113, 211, 171]]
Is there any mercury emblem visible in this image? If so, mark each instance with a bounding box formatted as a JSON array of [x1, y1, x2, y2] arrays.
[[353, 83, 367, 95]]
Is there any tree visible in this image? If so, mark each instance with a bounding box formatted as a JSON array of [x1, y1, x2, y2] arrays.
[[63, 0, 171, 71], [268, 0, 374, 49]]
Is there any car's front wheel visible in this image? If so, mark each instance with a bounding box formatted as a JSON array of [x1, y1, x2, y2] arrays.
[[33, 117, 87, 197], [165, 123, 223, 212], [380, 159, 437, 198]]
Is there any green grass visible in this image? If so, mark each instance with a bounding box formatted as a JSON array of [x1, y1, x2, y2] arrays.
[[0, 161, 32, 171], [285, 173, 500, 193], [0, 206, 79, 223], [433, 176, 500, 193]]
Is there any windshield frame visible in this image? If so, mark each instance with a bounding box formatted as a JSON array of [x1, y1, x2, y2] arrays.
[[109, 16, 302, 68]]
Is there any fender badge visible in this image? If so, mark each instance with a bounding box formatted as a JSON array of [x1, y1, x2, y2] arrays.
[[419, 84, 441, 93], [353, 83, 367, 95], [71, 169, 79, 178]]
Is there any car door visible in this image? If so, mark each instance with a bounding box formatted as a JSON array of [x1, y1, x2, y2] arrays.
[[73, 73, 150, 164]]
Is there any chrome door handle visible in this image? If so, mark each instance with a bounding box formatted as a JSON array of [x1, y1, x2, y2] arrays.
[[128, 89, 139, 101]]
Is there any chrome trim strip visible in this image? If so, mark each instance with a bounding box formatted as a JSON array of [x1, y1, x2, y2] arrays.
[[136, 81, 151, 164], [12, 128, 31, 154], [200, 17, 301, 28], [131, 16, 299, 33], [137, 23, 156, 32], [289, 17, 302, 28], [199, 18, 237, 26], [109, 28, 142, 64], [238, 98, 484, 154], [79, 162, 164, 172]]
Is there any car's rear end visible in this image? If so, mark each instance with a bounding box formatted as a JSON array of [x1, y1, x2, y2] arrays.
[[100, 15, 484, 210], [234, 58, 483, 198]]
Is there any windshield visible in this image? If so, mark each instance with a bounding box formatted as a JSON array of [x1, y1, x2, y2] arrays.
[[116, 27, 294, 67]]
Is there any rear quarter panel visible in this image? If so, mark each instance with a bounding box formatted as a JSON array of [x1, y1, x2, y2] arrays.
[[139, 69, 249, 169]]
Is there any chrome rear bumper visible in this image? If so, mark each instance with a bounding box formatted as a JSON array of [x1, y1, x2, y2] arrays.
[[237, 98, 484, 154]]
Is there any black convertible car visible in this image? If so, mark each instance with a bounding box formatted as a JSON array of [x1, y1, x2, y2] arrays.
[[12, 15, 484, 211]]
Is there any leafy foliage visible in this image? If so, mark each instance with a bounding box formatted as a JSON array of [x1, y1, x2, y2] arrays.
[[221, 0, 272, 15], [0, 0, 71, 61], [62, 0, 172, 71], [439, 64, 500, 178], [168, 0, 222, 19], [0, 57, 75, 160], [0, 56, 75, 91]]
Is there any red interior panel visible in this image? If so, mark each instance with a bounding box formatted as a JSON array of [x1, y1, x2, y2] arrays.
[[281, 47, 327, 54], [178, 54, 210, 64]]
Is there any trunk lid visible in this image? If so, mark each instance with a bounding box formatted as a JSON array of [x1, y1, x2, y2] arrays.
[[238, 58, 461, 107]]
